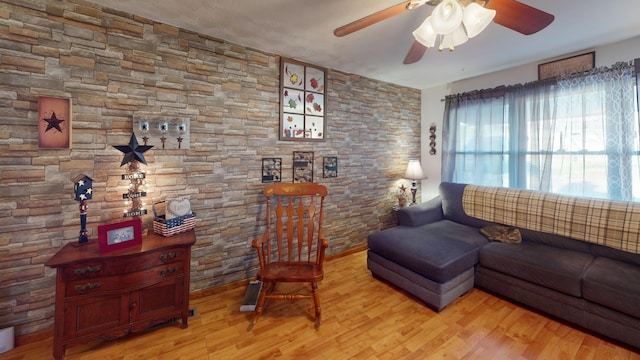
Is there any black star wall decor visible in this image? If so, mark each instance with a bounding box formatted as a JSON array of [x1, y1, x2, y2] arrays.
[[38, 96, 71, 149], [43, 111, 64, 132], [112, 133, 153, 166]]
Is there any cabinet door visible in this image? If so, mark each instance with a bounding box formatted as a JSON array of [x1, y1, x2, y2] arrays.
[[130, 276, 184, 327], [64, 293, 130, 340]]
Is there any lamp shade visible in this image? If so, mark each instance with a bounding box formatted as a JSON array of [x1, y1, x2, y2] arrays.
[[463, 3, 496, 38], [412, 16, 437, 48], [430, 0, 464, 34], [404, 160, 425, 180], [439, 25, 468, 51]]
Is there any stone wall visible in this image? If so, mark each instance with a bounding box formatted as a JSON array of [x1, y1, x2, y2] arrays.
[[0, 0, 421, 335]]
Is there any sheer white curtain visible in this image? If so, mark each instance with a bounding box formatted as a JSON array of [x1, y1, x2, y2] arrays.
[[441, 90, 506, 186], [504, 80, 558, 191], [442, 60, 639, 201], [544, 62, 637, 200]]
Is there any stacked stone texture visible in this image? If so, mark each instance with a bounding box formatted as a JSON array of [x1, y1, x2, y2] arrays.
[[0, 0, 421, 335]]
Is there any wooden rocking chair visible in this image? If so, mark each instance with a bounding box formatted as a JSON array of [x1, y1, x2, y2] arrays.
[[251, 183, 329, 327]]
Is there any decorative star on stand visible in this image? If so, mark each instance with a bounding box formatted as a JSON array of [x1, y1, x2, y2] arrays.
[[43, 111, 64, 132], [112, 133, 153, 166]]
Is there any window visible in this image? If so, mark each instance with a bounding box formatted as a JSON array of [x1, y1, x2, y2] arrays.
[[443, 61, 640, 201]]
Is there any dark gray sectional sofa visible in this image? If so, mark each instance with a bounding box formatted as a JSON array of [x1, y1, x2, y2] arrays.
[[367, 182, 640, 349]]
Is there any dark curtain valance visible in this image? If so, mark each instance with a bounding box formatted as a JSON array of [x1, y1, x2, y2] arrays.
[[445, 58, 639, 102]]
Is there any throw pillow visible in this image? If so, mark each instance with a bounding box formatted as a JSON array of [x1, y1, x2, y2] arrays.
[[480, 225, 522, 244]]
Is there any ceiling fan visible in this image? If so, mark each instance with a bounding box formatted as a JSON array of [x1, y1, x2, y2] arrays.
[[333, 0, 554, 64]]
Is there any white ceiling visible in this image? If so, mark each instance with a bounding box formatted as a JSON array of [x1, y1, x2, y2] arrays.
[[91, 0, 640, 89]]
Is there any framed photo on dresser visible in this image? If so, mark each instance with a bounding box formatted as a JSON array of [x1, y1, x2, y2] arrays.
[[98, 218, 142, 253]]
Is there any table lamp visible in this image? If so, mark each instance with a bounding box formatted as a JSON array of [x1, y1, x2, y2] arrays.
[[404, 160, 425, 205]]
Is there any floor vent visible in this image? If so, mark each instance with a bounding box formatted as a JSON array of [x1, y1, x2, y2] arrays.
[[240, 280, 262, 312]]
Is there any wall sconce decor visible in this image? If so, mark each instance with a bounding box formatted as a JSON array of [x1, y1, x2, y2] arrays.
[[293, 151, 314, 183], [262, 158, 282, 183], [133, 115, 190, 150], [429, 123, 437, 155]]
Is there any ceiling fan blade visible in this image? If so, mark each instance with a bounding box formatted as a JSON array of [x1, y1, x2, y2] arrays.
[[486, 0, 554, 35], [334, 1, 415, 37], [403, 40, 427, 64]]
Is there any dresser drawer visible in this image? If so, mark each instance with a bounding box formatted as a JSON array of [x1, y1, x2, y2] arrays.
[[62, 247, 188, 280], [65, 262, 185, 297]]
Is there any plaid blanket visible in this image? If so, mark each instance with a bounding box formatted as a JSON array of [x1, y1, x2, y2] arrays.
[[462, 185, 640, 254]]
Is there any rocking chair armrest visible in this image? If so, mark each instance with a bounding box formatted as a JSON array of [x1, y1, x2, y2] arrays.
[[252, 233, 269, 249], [320, 237, 329, 250], [252, 235, 270, 269], [317, 237, 329, 270]]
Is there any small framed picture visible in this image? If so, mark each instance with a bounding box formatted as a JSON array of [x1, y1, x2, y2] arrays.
[[38, 96, 72, 149], [262, 158, 282, 183], [323, 156, 338, 178], [98, 218, 142, 253], [293, 151, 314, 183]]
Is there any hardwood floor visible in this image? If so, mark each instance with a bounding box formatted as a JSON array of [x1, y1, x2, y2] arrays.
[[8, 250, 640, 359]]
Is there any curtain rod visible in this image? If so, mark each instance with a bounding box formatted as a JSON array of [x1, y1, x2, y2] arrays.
[[440, 57, 639, 102]]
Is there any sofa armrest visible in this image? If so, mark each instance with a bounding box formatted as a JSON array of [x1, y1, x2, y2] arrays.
[[396, 195, 444, 227]]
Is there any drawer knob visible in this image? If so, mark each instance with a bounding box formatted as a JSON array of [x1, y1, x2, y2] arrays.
[[74, 282, 101, 293]]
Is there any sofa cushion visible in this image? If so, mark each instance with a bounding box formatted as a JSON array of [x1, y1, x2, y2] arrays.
[[367, 220, 487, 283], [590, 243, 640, 267], [479, 241, 594, 297], [583, 257, 640, 319]]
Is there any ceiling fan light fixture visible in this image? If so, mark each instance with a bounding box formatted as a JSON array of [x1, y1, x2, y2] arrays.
[[412, 16, 438, 47], [462, 2, 496, 38], [438, 25, 468, 51], [450, 25, 469, 46], [430, 0, 463, 34]]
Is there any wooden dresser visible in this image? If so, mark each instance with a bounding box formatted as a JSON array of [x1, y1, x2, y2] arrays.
[[45, 229, 196, 360]]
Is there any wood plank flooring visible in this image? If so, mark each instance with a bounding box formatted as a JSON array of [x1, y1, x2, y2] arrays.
[[7, 250, 640, 359]]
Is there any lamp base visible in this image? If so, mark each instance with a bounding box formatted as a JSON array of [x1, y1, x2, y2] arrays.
[[410, 180, 418, 205]]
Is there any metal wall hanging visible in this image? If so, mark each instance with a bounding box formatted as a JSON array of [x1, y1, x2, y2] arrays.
[[323, 156, 338, 178], [293, 151, 314, 183], [429, 124, 437, 155], [261, 158, 282, 183]]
